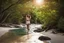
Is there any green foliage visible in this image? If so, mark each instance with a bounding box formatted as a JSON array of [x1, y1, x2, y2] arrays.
[[0, 0, 59, 28], [3, 4, 22, 24], [57, 17, 64, 31], [0, 0, 64, 32], [0, 0, 30, 24], [32, 1, 58, 29]]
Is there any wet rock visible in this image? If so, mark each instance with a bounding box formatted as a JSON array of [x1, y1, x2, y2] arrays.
[[34, 28, 44, 32], [0, 24, 10, 27], [52, 31, 58, 34], [38, 36, 51, 41], [14, 25, 21, 28]]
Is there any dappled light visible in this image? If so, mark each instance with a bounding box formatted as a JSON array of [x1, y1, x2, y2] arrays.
[[33, 0, 44, 7], [0, 0, 64, 43]]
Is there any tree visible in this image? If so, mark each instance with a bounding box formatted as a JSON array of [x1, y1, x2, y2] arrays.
[[0, 0, 30, 23]]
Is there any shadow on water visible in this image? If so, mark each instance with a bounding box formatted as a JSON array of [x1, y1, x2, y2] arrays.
[[0, 28, 27, 43]]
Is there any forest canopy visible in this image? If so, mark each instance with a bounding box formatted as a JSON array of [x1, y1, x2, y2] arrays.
[[0, 0, 64, 31]]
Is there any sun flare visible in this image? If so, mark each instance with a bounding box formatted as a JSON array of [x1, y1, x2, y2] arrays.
[[33, 0, 44, 6]]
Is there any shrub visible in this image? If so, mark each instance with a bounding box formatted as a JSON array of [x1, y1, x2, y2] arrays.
[[57, 17, 64, 32]]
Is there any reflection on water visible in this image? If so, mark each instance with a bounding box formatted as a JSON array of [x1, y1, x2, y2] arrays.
[[0, 26, 51, 43], [0, 31, 51, 43], [0, 28, 28, 43], [26, 33, 51, 43]]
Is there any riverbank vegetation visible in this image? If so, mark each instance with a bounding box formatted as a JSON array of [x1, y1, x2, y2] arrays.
[[0, 0, 64, 32]]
